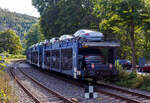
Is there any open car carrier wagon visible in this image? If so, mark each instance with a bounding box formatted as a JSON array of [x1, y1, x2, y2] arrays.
[[27, 39, 120, 79]]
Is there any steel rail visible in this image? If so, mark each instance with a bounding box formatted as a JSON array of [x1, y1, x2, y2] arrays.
[[38, 70, 147, 103], [9, 67, 41, 103], [33, 68, 141, 102], [19, 68, 74, 103], [22, 61, 150, 103], [96, 88, 140, 103], [96, 82, 150, 100]]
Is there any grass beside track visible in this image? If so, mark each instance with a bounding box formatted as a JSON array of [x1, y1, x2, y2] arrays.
[[0, 70, 17, 103], [4, 54, 26, 64], [106, 62, 150, 92], [0, 56, 22, 103]]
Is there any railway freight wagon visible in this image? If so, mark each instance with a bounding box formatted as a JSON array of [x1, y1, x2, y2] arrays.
[[27, 39, 120, 79]]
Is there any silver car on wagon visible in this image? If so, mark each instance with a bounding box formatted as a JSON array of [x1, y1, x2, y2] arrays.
[[73, 29, 104, 41]]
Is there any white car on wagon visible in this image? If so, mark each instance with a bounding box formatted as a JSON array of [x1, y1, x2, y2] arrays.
[[59, 35, 73, 41], [50, 37, 59, 43], [73, 29, 104, 41]]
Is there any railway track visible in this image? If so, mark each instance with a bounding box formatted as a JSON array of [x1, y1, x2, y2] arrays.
[[10, 61, 150, 103], [95, 82, 150, 103], [37, 68, 150, 103], [33, 67, 150, 103], [9, 66, 74, 103]]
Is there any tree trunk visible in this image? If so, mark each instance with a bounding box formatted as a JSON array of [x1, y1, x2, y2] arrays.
[[130, 21, 136, 70], [130, 6, 136, 71]]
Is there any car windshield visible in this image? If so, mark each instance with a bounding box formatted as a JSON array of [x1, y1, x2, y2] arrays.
[[79, 48, 104, 64], [85, 56, 104, 64]]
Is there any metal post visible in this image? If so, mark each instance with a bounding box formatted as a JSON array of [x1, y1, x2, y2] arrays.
[[49, 50, 51, 71], [42, 47, 45, 69], [84, 82, 98, 99], [72, 41, 78, 79], [59, 49, 62, 72], [38, 47, 40, 67]]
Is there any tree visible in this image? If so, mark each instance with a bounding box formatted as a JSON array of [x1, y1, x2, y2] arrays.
[[25, 23, 45, 49], [32, 0, 99, 39], [0, 29, 22, 54], [93, 0, 150, 69], [0, 8, 37, 40]]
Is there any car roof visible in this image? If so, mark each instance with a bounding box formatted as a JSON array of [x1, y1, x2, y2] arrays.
[[77, 29, 99, 33], [77, 29, 92, 33], [50, 37, 59, 39], [60, 34, 73, 37]]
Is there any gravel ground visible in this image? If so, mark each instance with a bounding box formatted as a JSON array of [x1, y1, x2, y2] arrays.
[[6, 67, 35, 103], [11, 82, 35, 103], [14, 68, 65, 103], [99, 86, 150, 103], [17, 62, 126, 103], [7, 61, 150, 103], [97, 81, 150, 97]]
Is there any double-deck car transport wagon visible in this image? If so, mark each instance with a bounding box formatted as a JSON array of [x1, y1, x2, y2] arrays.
[[26, 29, 120, 79]]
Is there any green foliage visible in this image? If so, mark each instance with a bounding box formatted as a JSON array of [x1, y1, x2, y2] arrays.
[[133, 75, 144, 88], [0, 89, 8, 103], [32, 0, 99, 39], [115, 70, 150, 91], [115, 62, 142, 88], [93, 0, 150, 65], [0, 72, 17, 102], [128, 70, 137, 79], [115, 60, 123, 71], [140, 75, 150, 92], [0, 8, 37, 41], [0, 56, 5, 71], [32, 0, 150, 64], [115, 70, 137, 88], [7, 54, 25, 59], [0, 29, 22, 54], [25, 23, 44, 49], [0, 58, 8, 102], [3, 52, 25, 58], [31, 0, 150, 92]]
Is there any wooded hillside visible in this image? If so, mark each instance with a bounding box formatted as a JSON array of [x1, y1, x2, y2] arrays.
[[0, 8, 37, 40]]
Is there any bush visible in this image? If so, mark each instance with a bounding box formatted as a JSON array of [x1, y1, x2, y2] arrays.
[[132, 75, 144, 88], [0, 56, 17, 102], [114, 63, 143, 88], [1, 52, 25, 59], [115, 70, 142, 87], [113, 68, 150, 92], [0, 56, 5, 71], [128, 70, 137, 79], [0, 72, 17, 102], [140, 75, 150, 92], [116, 69, 129, 81], [115, 60, 130, 81], [7, 54, 26, 59]]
